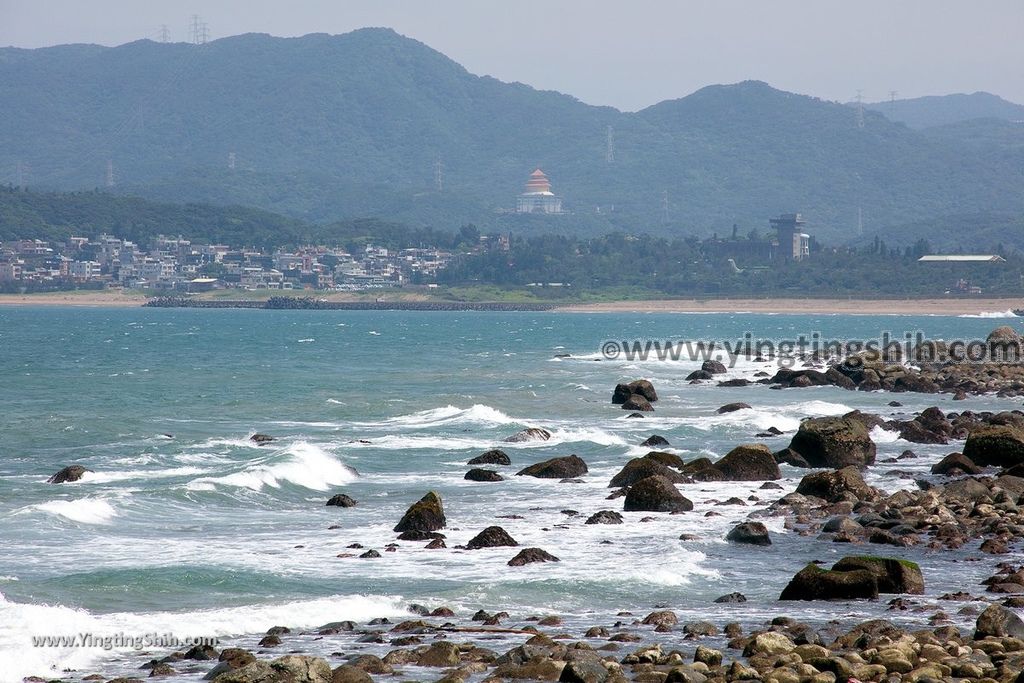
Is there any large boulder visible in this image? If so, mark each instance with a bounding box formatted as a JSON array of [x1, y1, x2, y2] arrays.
[[779, 564, 879, 601], [975, 604, 1024, 639], [621, 395, 654, 412], [517, 455, 588, 479], [963, 423, 1024, 467], [393, 492, 446, 533], [830, 556, 924, 594], [609, 458, 688, 488], [623, 475, 693, 513], [643, 451, 686, 470], [725, 521, 771, 546], [466, 526, 518, 550], [795, 466, 879, 503], [640, 435, 670, 448], [713, 444, 781, 481], [612, 380, 658, 404], [716, 402, 751, 414], [787, 416, 876, 468], [468, 449, 511, 466], [214, 655, 332, 683], [585, 510, 624, 525], [930, 452, 982, 476], [503, 427, 552, 443], [325, 494, 357, 507], [508, 547, 560, 566], [465, 468, 504, 482], [986, 326, 1023, 360], [47, 465, 90, 483]]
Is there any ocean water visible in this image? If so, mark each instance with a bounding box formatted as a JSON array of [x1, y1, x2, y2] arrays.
[[0, 307, 1020, 681]]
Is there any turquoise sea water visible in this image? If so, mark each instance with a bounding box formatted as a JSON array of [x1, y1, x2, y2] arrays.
[[0, 307, 1020, 681]]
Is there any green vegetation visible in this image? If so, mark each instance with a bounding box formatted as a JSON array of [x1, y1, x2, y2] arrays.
[[1, 30, 1023, 243]]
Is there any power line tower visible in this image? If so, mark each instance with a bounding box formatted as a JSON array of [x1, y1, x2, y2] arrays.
[[106, 160, 115, 187], [661, 190, 669, 224], [605, 125, 614, 163], [888, 90, 898, 118], [158, 25, 170, 43], [857, 206, 864, 236], [434, 158, 443, 191], [228, 151, 236, 170], [190, 15, 208, 45], [855, 90, 865, 129]]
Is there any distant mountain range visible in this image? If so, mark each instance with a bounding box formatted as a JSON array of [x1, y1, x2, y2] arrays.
[[1, 28, 1022, 247], [864, 91, 1024, 129]]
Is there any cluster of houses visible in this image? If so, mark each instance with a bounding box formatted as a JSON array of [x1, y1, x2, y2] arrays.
[[0, 234, 474, 292]]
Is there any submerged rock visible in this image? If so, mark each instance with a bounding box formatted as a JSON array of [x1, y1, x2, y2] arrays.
[[47, 464, 90, 483], [464, 468, 504, 482], [393, 492, 446, 533], [503, 427, 552, 443], [623, 475, 693, 513], [716, 402, 751, 414], [725, 521, 771, 546], [508, 547, 560, 566], [640, 435, 670, 448], [325, 494, 357, 507], [249, 433, 275, 445], [585, 510, 624, 525], [517, 455, 588, 479], [468, 449, 511, 466], [466, 526, 518, 549]]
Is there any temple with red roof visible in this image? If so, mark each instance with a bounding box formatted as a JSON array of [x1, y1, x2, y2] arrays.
[[516, 168, 563, 214]]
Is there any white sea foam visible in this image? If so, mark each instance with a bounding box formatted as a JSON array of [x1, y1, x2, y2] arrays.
[[0, 592, 407, 683], [959, 309, 1018, 319], [30, 498, 118, 524], [366, 404, 517, 429], [187, 442, 357, 492], [79, 466, 205, 484], [870, 425, 903, 443]]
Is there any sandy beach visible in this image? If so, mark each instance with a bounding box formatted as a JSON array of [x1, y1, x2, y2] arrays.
[[0, 292, 1021, 316]]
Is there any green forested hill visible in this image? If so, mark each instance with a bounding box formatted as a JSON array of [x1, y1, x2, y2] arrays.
[[1, 29, 1022, 243]]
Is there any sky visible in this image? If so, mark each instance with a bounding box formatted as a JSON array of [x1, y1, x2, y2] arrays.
[[0, 0, 1021, 111]]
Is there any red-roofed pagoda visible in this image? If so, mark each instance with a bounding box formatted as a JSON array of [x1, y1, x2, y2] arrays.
[[516, 168, 563, 214]]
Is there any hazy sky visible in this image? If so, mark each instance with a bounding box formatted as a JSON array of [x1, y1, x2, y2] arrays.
[[1, 0, 1021, 111]]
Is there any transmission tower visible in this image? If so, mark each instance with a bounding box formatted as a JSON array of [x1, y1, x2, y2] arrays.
[[605, 125, 614, 163], [661, 190, 669, 224], [158, 25, 170, 43], [190, 15, 208, 45], [857, 206, 864, 235], [434, 158, 443, 191], [888, 90, 898, 117], [106, 160, 115, 187], [855, 90, 865, 129], [228, 151, 236, 170]]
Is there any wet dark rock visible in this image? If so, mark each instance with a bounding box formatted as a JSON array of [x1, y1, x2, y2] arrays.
[[503, 427, 552, 443], [795, 466, 879, 503], [393, 492, 446, 533], [713, 444, 782, 481], [716, 402, 751, 414], [517, 455, 588, 479], [508, 547, 560, 566], [713, 592, 747, 603], [609, 457, 688, 488], [612, 379, 658, 404], [621, 394, 654, 411], [325, 494, 357, 507], [975, 603, 1024, 639], [779, 563, 879, 601], [359, 549, 380, 558], [47, 465, 90, 483], [702, 360, 728, 374], [686, 370, 715, 381], [641, 610, 678, 626], [930, 452, 982, 476], [623, 475, 693, 513], [643, 451, 686, 470], [773, 448, 809, 468], [396, 529, 445, 541], [640, 435, 670, 448], [425, 538, 446, 549], [626, 412, 645, 418], [148, 664, 175, 677], [787, 416, 876, 468], [718, 378, 750, 387], [964, 422, 1024, 467], [831, 556, 924, 594], [468, 449, 511, 466], [725, 521, 771, 546], [250, 433, 275, 445], [330, 665, 372, 683], [466, 526, 518, 549], [585, 510, 624, 525], [559, 657, 607, 683], [183, 645, 218, 660], [464, 468, 504, 482]]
